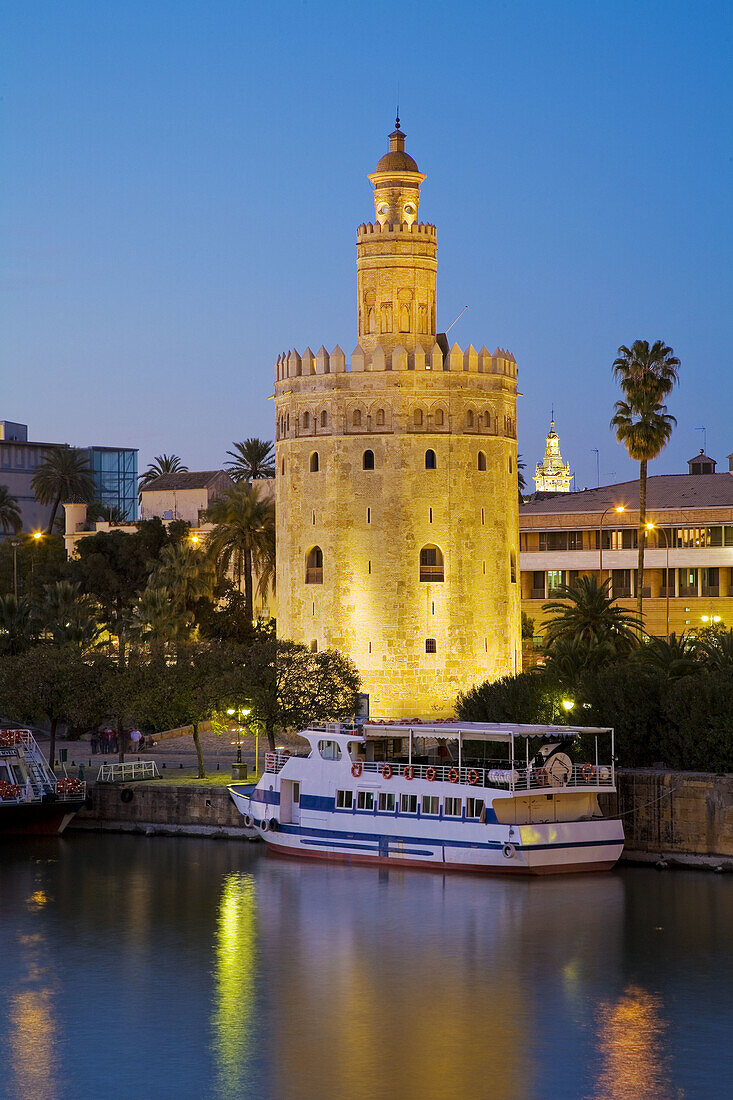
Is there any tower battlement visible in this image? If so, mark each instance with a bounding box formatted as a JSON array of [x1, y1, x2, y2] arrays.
[[275, 342, 517, 381], [356, 221, 437, 239]]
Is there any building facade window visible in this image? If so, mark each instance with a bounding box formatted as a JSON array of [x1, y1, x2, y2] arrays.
[[353, 410, 362, 428], [510, 550, 517, 583], [425, 638, 437, 653], [363, 449, 375, 470], [435, 408, 444, 426], [425, 449, 436, 469], [467, 410, 474, 428], [678, 568, 698, 598], [547, 570, 566, 595], [305, 546, 323, 584], [414, 409, 423, 428], [310, 452, 319, 472], [612, 569, 632, 598], [376, 408, 385, 427], [303, 411, 310, 429], [321, 410, 328, 428], [478, 451, 486, 471], [420, 545, 444, 582]]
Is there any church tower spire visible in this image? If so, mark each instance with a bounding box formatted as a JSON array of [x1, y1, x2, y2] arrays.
[[357, 122, 436, 352], [534, 418, 573, 493]]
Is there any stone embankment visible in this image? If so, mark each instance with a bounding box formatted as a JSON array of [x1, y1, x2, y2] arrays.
[[602, 770, 733, 869], [71, 781, 256, 840], [70, 770, 733, 867]]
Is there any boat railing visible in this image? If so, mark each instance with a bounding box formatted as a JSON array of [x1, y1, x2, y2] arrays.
[[358, 760, 615, 791], [97, 760, 161, 783], [265, 752, 309, 774]]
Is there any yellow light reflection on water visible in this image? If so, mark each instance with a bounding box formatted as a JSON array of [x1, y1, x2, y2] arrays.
[[592, 985, 671, 1100], [212, 872, 257, 1099]]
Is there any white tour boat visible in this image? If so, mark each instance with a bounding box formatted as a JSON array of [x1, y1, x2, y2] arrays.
[[229, 721, 624, 875]]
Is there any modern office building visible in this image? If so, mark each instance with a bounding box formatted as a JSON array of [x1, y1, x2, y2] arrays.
[[520, 450, 733, 639], [0, 420, 138, 532]]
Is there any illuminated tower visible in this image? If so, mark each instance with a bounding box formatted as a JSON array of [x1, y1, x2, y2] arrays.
[[274, 121, 520, 718], [534, 419, 573, 493]]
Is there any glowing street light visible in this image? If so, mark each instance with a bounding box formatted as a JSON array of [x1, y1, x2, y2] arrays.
[[226, 705, 252, 766], [561, 699, 575, 712]]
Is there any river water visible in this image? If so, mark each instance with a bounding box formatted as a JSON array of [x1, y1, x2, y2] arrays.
[[0, 835, 731, 1100]]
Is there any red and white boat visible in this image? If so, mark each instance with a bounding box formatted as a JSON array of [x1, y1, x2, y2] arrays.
[[0, 728, 86, 835]]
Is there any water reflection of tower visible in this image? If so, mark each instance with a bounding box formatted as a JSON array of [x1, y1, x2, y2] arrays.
[[251, 862, 626, 1100]]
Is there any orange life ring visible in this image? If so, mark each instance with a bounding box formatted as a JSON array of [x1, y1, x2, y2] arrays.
[[468, 769, 479, 786], [448, 768, 460, 784], [404, 765, 415, 780], [351, 762, 362, 778], [381, 764, 393, 780], [582, 763, 595, 783], [536, 768, 549, 787], [426, 767, 437, 782]]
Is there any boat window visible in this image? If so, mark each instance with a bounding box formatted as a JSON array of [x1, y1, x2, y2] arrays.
[[444, 797, 462, 817], [357, 790, 375, 811], [466, 798, 484, 820], [400, 793, 418, 814], [347, 741, 364, 761], [318, 739, 342, 761], [378, 792, 395, 812], [336, 789, 353, 808], [422, 795, 439, 815]]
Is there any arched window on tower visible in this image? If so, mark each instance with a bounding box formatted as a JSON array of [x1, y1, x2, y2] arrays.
[[306, 546, 323, 584], [466, 410, 474, 429], [363, 449, 375, 470], [353, 410, 362, 429], [310, 452, 319, 473], [281, 458, 285, 476], [484, 409, 492, 433], [510, 550, 517, 584], [420, 545, 444, 582], [478, 451, 487, 471], [435, 409, 444, 427], [425, 449, 437, 470], [376, 408, 385, 427], [303, 411, 310, 430], [321, 410, 328, 428], [414, 409, 423, 428]]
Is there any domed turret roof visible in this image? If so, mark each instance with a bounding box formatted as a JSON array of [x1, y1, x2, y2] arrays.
[[372, 119, 420, 175]]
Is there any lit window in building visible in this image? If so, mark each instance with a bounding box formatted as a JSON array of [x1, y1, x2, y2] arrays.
[[425, 449, 436, 469], [420, 545, 444, 582], [305, 546, 323, 584]]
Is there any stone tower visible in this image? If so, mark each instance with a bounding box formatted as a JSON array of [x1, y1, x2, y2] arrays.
[[534, 419, 573, 493], [274, 121, 521, 719]]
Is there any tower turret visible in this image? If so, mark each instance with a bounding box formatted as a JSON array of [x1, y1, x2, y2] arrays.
[[357, 120, 436, 353]]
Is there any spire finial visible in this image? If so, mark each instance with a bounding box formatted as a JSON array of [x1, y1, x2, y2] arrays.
[[395, 108, 400, 130]]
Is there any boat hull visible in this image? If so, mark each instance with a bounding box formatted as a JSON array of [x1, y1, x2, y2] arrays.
[[0, 799, 84, 836], [253, 817, 625, 876]]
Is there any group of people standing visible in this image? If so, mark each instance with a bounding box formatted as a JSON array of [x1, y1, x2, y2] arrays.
[[90, 728, 145, 755]]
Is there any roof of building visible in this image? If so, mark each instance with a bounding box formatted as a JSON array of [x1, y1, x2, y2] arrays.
[[520, 472, 733, 516], [374, 149, 420, 173], [141, 470, 230, 492]]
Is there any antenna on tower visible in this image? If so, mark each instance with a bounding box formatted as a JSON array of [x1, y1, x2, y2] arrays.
[[695, 426, 707, 453], [591, 448, 600, 487], [444, 305, 468, 335], [395, 82, 400, 129]]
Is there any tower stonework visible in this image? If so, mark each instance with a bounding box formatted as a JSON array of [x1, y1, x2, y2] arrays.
[[274, 123, 521, 719]]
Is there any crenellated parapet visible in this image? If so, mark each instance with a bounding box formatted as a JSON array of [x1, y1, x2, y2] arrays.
[[356, 221, 437, 239], [275, 341, 517, 381]]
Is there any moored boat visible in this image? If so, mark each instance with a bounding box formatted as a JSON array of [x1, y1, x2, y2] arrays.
[[229, 720, 624, 875], [0, 729, 86, 835]]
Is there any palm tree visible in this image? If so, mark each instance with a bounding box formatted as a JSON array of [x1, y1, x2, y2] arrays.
[[517, 454, 526, 503], [695, 628, 733, 671], [0, 595, 35, 655], [87, 502, 126, 525], [31, 446, 96, 533], [542, 575, 642, 654], [0, 485, 22, 534], [635, 632, 699, 679], [131, 585, 191, 662], [225, 439, 275, 482], [611, 340, 680, 626], [541, 634, 618, 691], [40, 581, 103, 649], [205, 483, 275, 624], [138, 454, 188, 501], [151, 541, 216, 618]]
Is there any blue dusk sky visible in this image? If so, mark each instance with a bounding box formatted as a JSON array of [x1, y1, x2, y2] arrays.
[[2, 0, 732, 488]]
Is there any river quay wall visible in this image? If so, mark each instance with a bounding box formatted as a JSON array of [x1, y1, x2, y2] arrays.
[[70, 771, 733, 865], [70, 782, 255, 840], [601, 770, 733, 869]]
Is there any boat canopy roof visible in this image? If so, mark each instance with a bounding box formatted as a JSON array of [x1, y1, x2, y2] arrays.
[[306, 721, 612, 743]]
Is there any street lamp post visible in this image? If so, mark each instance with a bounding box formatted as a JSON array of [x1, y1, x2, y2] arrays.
[[598, 504, 625, 587], [646, 522, 670, 642], [11, 540, 19, 600]]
